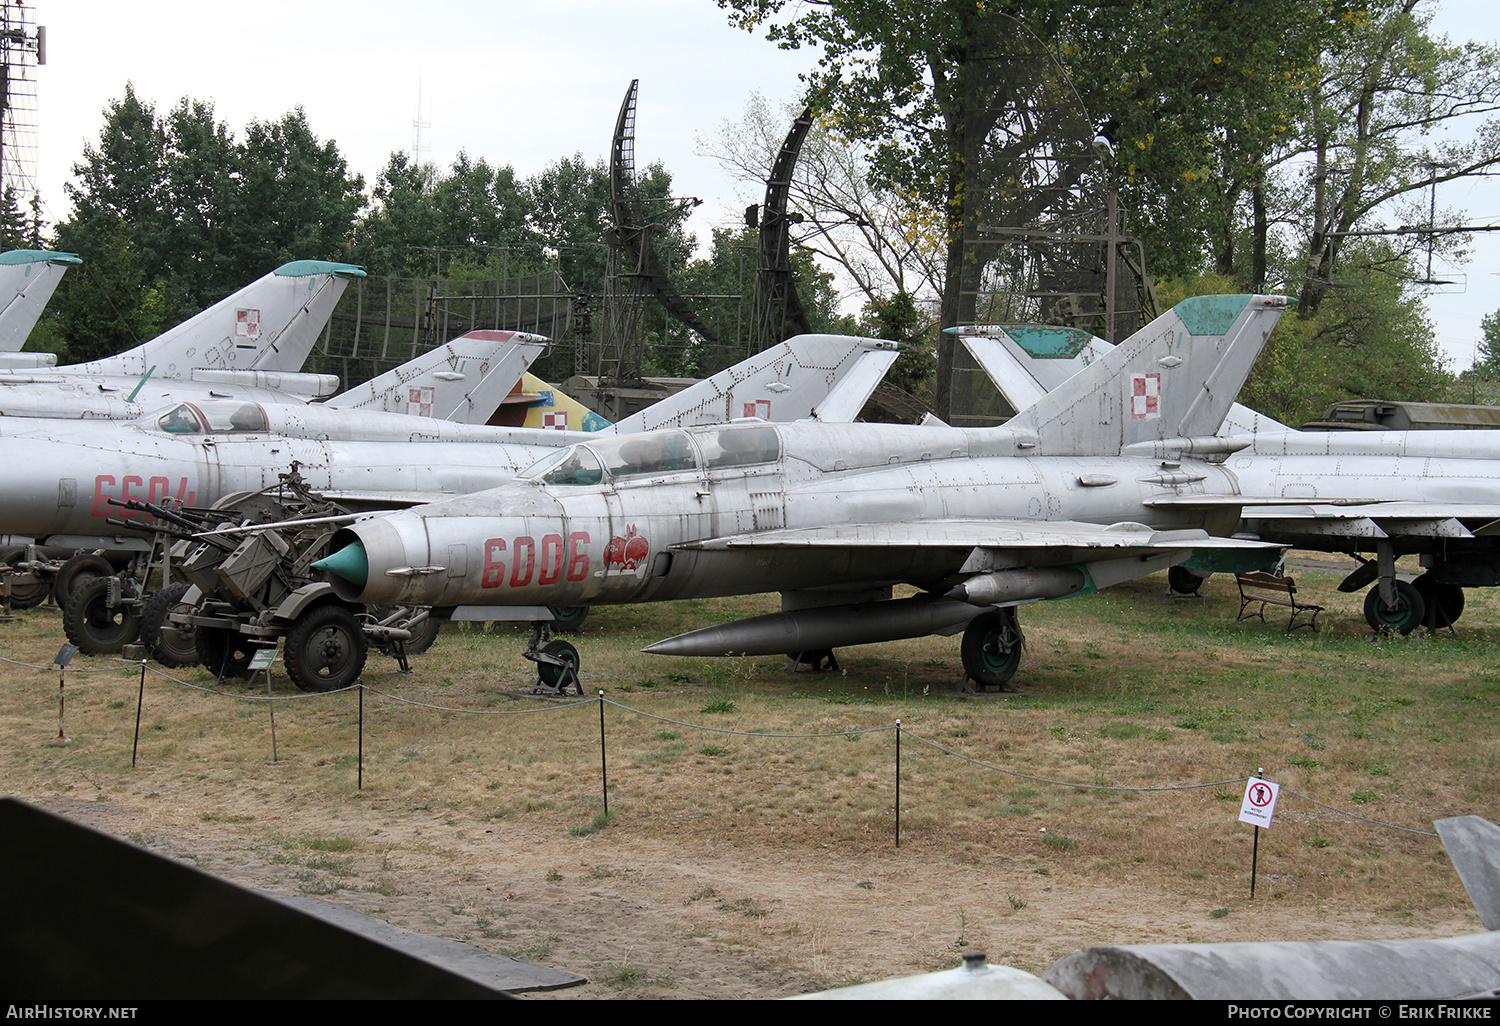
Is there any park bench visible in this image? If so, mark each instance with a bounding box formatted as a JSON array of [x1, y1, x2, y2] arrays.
[[1234, 571, 1324, 633]]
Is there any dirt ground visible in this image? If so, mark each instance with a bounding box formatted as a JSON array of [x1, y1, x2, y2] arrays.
[[12, 784, 1479, 1001], [2, 584, 1488, 1000]]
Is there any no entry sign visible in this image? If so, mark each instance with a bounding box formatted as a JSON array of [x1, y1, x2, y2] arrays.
[[1239, 777, 1280, 828]]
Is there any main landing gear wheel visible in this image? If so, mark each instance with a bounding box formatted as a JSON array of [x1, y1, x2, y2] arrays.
[[139, 583, 199, 668], [52, 553, 114, 607], [1413, 575, 1464, 630], [534, 638, 581, 695], [285, 605, 368, 693], [960, 608, 1024, 691], [1167, 566, 1203, 595], [1363, 580, 1425, 636], [195, 627, 262, 681], [63, 577, 142, 655], [0, 546, 49, 609]]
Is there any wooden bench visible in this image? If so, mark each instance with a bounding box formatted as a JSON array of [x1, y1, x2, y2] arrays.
[[1234, 571, 1324, 632]]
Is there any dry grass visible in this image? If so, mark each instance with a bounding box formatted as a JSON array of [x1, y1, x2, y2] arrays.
[[2, 558, 1497, 995]]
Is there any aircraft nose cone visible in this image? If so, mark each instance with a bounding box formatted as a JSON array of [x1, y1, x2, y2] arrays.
[[313, 542, 368, 589]]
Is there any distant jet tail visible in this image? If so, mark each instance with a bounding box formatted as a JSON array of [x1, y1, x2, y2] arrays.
[[66, 260, 365, 382], [957, 321, 1290, 438], [0, 249, 81, 354], [1002, 295, 1289, 457], [506, 372, 613, 433], [609, 334, 900, 434], [323, 329, 549, 424]]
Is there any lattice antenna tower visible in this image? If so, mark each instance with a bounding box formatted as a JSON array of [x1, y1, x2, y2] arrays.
[[412, 75, 430, 166], [0, 1, 44, 237]]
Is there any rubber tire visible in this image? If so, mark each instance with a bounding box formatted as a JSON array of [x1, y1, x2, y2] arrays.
[[1167, 566, 1203, 595], [537, 638, 580, 690], [1413, 575, 1465, 629], [0, 545, 48, 609], [284, 605, 368, 693], [51, 553, 115, 607], [1363, 579, 1426, 635], [960, 608, 1024, 688], [548, 606, 589, 634], [139, 583, 199, 668], [63, 577, 142, 655], [403, 615, 441, 656], [195, 627, 261, 680], [372, 606, 441, 657]]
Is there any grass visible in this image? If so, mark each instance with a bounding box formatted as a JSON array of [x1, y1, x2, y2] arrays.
[[1, 563, 1495, 930]]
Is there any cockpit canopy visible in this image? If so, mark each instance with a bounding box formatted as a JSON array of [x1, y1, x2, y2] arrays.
[[518, 424, 781, 486], [155, 400, 269, 435]]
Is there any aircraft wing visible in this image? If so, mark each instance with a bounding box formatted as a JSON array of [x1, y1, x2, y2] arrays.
[[676, 518, 1279, 560], [1146, 497, 1500, 539]]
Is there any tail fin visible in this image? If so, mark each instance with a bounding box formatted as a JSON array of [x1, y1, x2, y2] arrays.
[[323, 329, 548, 423], [512, 372, 614, 432], [958, 322, 1292, 438], [609, 334, 899, 434], [65, 260, 364, 381], [1002, 295, 1288, 456], [0, 250, 80, 360], [1435, 816, 1500, 931], [955, 324, 1108, 414]]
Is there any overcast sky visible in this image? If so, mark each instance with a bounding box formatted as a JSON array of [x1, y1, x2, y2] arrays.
[[25, 0, 1500, 369]]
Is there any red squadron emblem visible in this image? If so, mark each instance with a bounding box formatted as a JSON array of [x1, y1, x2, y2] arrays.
[[604, 525, 649, 571]]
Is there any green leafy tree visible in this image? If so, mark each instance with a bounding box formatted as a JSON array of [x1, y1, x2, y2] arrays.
[[862, 291, 934, 395], [54, 86, 364, 360], [1475, 310, 1500, 376], [719, 0, 1344, 416], [237, 108, 365, 274]]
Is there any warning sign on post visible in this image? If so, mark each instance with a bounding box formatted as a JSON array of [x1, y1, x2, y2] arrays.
[[1238, 777, 1280, 828]]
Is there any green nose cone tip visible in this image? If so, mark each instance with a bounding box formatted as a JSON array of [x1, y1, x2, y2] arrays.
[[314, 543, 368, 588]]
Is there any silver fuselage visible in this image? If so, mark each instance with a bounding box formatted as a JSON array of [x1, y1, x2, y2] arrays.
[[325, 421, 1246, 609]]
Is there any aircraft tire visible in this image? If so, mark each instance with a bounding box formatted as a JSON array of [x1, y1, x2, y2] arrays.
[[63, 577, 142, 655], [1363, 580, 1425, 635], [960, 608, 1024, 689], [194, 627, 261, 681], [1167, 566, 1203, 595], [51, 553, 115, 607], [536, 638, 580, 691], [371, 606, 441, 657], [548, 606, 589, 633], [139, 583, 199, 668], [285, 605, 368, 693], [0, 545, 49, 609], [1413, 575, 1464, 629]]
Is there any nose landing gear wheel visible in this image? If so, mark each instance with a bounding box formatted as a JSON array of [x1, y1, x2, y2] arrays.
[[1363, 580, 1425, 635], [960, 608, 1024, 692]]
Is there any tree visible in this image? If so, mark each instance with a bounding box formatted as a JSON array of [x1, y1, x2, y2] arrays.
[[707, 94, 944, 309], [1278, 0, 1500, 317], [719, 0, 1343, 416], [1476, 310, 1500, 376], [53, 86, 365, 360], [237, 108, 365, 274]]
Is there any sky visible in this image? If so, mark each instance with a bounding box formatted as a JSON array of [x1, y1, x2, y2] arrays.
[[21, 0, 1500, 370]]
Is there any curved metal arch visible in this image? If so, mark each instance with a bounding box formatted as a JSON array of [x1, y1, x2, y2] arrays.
[[608, 80, 719, 344], [753, 104, 814, 350]]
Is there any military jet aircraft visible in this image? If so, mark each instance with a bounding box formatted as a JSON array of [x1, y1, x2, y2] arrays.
[[0, 332, 898, 558], [0, 260, 364, 419], [0, 249, 81, 367], [314, 294, 1289, 690], [958, 319, 1500, 634]]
